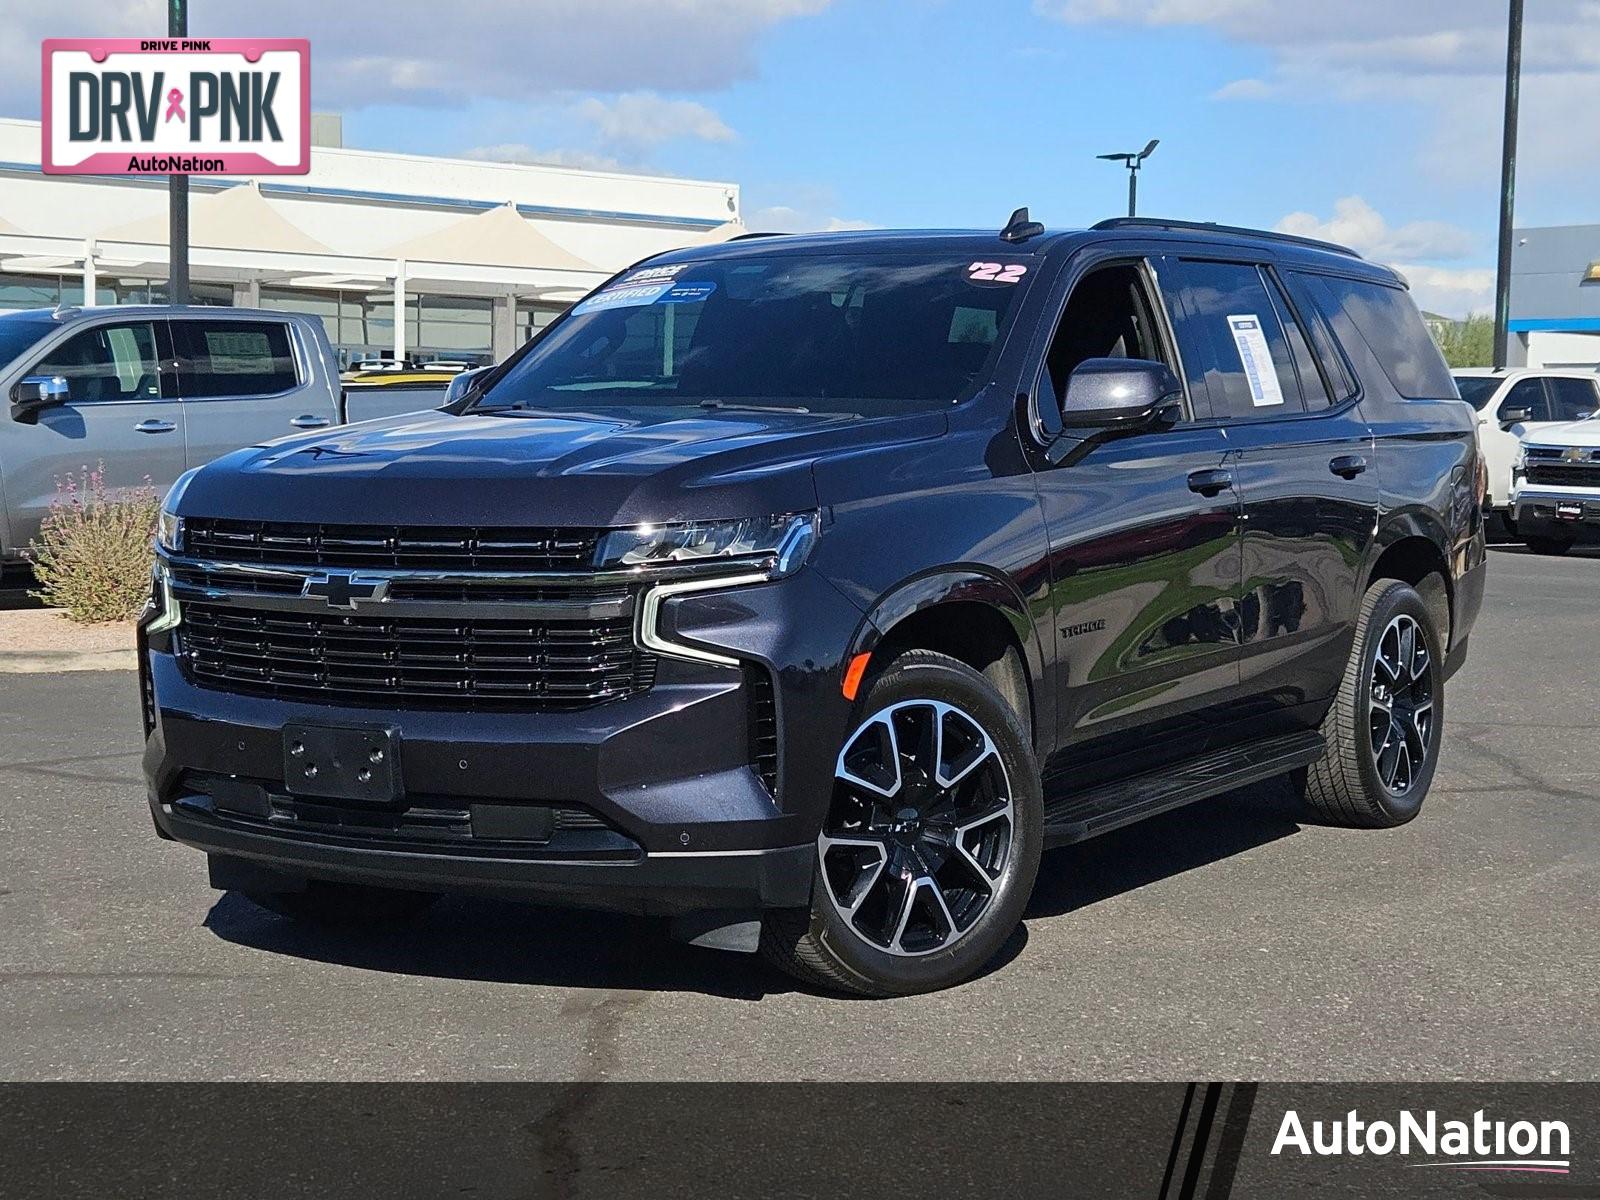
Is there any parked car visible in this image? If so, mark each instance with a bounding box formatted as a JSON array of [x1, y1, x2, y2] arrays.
[[142, 215, 1486, 996], [1451, 367, 1599, 527], [0, 306, 446, 566], [1510, 411, 1600, 554]]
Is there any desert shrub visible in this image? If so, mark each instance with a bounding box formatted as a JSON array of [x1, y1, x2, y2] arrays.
[[27, 462, 159, 623]]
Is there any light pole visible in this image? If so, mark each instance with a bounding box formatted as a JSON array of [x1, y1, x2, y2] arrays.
[[1098, 139, 1160, 217], [168, 0, 190, 305], [1493, 0, 1523, 368]]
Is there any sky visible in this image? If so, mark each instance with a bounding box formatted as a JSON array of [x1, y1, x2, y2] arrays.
[[7, 0, 1600, 316]]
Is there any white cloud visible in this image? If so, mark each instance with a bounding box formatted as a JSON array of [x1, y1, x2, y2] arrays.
[[748, 204, 873, 233], [1274, 196, 1476, 261], [1391, 264, 1495, 319], [0, 0, 834, 112], [1035, 0, 1600, 176], [460, 144, 628, 173], [575, 92, 736, 151], [1211, 77, 1272, 100], [1274, 197, 1492, 318]]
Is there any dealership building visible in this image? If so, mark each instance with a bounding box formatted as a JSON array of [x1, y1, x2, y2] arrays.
[[1509, 224, 1600, 369], [0, 116, 742, 365]]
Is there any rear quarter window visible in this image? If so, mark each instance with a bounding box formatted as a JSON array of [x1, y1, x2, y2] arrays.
[[1301, 274, 1456, 400]]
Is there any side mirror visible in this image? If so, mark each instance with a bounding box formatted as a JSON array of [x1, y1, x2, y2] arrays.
[[1499, 405, 1533, 430], [444, 365, 492, 407], [10, 374, 69, 423], [1061, 358, 1183, 430]]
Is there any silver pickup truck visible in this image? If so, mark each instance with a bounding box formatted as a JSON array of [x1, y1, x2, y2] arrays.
[[0, 305, 450, 566]]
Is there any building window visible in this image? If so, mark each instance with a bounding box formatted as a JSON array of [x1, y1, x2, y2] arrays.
[[520, 302, 568, 344], [258, 286, 493, 368]]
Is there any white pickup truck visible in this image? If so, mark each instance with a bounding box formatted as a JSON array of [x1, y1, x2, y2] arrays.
[[1452, 368, 1600, 528], [1511, 412, 1600, 555]]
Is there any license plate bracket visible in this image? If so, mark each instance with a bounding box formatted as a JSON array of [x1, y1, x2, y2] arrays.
[[1556, 501, 1583, 522], [282, 724, 400, 803]]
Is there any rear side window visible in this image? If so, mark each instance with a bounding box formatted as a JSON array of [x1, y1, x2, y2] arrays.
[[174, 320, 297, 398], [1547, 377, 1600, 422], [1167, 260, 1306, 419], [1303, 274, 1455, 400]]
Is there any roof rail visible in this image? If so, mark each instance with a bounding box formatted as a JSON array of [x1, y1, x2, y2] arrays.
[[730, 230, 784, 240], [1089, 217, 1361, 259]]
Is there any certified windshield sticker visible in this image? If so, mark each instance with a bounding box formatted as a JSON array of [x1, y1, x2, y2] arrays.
[[1226, 314, 1285, 407], [659, 281, 716, 304], [967, 261, 1028, 286], [621, 263, 688, 286], [572, 282, 673, 315]]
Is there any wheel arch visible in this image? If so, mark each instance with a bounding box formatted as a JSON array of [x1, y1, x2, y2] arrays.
[[848, 568, 1047, 752], [1365, 515, 1453, 651]]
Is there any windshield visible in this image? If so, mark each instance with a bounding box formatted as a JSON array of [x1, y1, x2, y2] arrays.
[[474, 253, 1033, 417], [1452, 375, 1500, 411], [0, 314, 58, 373]]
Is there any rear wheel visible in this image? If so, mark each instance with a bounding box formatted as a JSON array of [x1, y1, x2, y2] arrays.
[[1524, 535, 1574, 556], [761, 650, 1042, 997], [1292, 579, 1444, 828], [243, 881, 440, 925]]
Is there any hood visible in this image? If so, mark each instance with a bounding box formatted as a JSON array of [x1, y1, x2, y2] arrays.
[[1525, 418, 1600, 449], [180, 405, 946, 528]]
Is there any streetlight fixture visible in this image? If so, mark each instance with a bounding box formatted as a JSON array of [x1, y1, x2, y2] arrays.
[[1097, 139, 1160, 217], [1493, 0, 1523, 369]]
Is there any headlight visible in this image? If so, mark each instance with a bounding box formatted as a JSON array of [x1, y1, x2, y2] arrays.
[[596, 512, 818, 576], [157, 467, 201, 553]]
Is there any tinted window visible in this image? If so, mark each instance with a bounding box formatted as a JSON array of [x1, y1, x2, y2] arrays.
[[0, 314, 57, 371], [34, 322, 162, 403], [1170, 260, 1304, 419], [1498, 378, 1547, 422], [1452, 376, 1501, 410], [1042, 263, 1169, 406], [1264, 271, 1331, 408], [174, 320, 297, 398], [1311, 275, 1455, 399], [1547, 377, 1599, 422], [478, 254, 1031, 417]]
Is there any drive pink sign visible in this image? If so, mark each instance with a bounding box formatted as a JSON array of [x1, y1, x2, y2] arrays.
[[42, 38, 310, 175]]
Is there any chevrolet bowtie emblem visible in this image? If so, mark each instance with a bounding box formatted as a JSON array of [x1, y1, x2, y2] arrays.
[[302, 572, 389, 609], [1563, 447, 1586, 463]]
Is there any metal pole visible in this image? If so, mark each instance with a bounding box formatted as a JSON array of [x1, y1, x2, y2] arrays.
[[167, 0, 190, 305], [1493, 0, 1523, 368], [1128, 165, 1138, 217]]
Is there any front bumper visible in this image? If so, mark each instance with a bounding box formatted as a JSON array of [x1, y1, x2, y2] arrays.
[[1512, 490, 1600, 543], [142, 564, 864, 916]]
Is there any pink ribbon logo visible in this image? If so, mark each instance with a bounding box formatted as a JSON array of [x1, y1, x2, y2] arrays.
[[164, 88, 185, 123]]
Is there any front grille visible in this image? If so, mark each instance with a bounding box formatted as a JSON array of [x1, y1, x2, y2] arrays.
[[184, 518, 601, 572], [1526, 464, 1600, 488], [180, 601, 655, 710]]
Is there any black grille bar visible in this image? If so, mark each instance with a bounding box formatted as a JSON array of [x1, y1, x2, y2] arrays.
[[185, 518, 602, 572], [1526, 464, 1600, 488]]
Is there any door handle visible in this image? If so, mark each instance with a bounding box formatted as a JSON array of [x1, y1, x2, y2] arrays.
[[1187, 468, 1233, 497], [133, 418, 176, 434], [290, 414, 333, 429], [1329, 454, 1368, 479]]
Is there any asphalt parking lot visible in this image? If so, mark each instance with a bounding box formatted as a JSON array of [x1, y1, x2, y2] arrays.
[[1, 544, 1596, 1082]]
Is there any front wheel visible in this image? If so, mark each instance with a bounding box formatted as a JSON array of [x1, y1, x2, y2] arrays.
[[1524, 535, 1574, 556], [1292, 579, 1444, 828], [761, 649, 1042, 997]]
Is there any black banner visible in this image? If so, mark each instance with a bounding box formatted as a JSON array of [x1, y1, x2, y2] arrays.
[[2, 1084, 1597, 1198]]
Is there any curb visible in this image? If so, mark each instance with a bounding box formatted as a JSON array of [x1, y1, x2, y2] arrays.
[[0, 649, 138, 674]]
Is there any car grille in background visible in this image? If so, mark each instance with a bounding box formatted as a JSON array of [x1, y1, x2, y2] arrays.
[[181, 601, 655, 710], [183, 518, 601, 572], [1526, 464, 1600, 488]]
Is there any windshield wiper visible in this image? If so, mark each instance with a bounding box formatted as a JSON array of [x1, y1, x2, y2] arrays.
[[698, 400, 812, 414]]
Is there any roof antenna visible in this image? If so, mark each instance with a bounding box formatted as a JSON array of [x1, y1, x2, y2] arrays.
[[1000, 206, 1045, 243]]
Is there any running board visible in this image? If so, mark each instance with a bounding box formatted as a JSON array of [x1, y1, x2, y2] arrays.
[[1042, 730, 1326, 847]]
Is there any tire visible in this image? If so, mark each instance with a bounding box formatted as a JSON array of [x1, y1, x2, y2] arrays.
[[243, 881, 441, 926], [1524, 535, 1573, 556], [1293, 579, 1444, 828], [760, 649, 1043, 997]]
